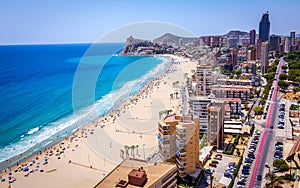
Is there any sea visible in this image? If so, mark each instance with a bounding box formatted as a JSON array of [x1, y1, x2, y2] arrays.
[[0, 43, 170, 169]]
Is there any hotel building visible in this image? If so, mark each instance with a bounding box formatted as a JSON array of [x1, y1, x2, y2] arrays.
[[158, 115, 200, 178], [207, 100, 225, 150], [196, 64, 213, 96]]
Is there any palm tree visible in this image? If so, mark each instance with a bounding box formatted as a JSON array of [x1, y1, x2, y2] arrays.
[[265, 172, 280, 188], [124, 145, 129, 158], [209, 174, 215, 188], [131, 145, 135, 158], [136, 145, 139, 156], [120, 149, 125, 159]]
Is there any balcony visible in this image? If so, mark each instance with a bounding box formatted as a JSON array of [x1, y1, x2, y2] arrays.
[[177, 164, 186, 173], [176, 157, 186, 166], [158, 124, 171, 130]]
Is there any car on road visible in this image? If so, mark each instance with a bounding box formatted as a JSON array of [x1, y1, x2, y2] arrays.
[[257, 174, 262, 181]]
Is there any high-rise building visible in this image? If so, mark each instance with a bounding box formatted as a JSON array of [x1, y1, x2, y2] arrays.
[[158, 115, 200, 179], [196, 64, 213, 96], [175, 117, 200, 178], [291, 31, 296, 46], [158, 116, 178, 161], [227, 36, 239, 48], [191, 96, 212, 134], [207, 100, 225, 150], [256, 40, 262, 60], [259, 11, 270, 42], [247, 47, 256, 61], [284, 37, 290, 53], [261, 41, 269, 74], [269, 35, 280, 51], [250, 29, 256, 45]]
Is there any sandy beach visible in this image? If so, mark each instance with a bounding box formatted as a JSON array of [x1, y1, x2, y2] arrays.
[[0, 54, 197, 188]]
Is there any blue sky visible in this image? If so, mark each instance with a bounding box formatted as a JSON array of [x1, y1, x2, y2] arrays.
[[1, 0, 299, 44]]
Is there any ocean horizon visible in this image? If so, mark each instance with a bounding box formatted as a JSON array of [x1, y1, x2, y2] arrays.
[[0, 43, 170, 167]]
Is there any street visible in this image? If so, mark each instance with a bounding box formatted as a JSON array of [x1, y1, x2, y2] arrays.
[[248, 57, 284, 187]]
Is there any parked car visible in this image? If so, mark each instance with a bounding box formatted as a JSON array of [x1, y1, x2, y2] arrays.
[[272, 168, 280, 173], [209, 163, 217, 167], [205, 168, 214, 174], [242, 170, 250, 175], [242, 165, 251, 170]]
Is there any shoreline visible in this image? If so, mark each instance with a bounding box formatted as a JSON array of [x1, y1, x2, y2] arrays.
[[0, 55, 172, 168], [0, 54, 196, 188]]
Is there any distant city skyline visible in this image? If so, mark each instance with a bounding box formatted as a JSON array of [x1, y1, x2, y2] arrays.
[[1, 0, 300, 44]]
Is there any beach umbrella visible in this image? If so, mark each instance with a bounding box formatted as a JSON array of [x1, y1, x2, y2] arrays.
[[1, 177, 5, 181], [8, 172, 12, 175], [8, 176, 12, 180]]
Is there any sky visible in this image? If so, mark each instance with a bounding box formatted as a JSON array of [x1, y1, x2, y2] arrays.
[[1, 0, 299, 44]]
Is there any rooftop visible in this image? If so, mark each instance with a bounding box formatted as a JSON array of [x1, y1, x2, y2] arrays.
[[94, 158, 176, 188], [218, 98, 242, 103], [212, 87, 250, 91]]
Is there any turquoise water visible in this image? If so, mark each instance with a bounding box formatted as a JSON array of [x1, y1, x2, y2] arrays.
[[0, 43, 169, 163]]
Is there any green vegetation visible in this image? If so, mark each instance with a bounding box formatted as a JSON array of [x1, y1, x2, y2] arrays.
[[278, 80, 289, 90], [223, 145, 235, 155], [233, 134, 240, 145], [273, 159, 289, 171], [282, 65, 288, 70], [228, 157, 243, 188], [290, 104, 298, 111], [260, 98, 266, 105], [265, 173, 283, 188], [224, 134, 240, 155], [253, 106, 264, 115], [284, 51, 300, 83], [233, 69, 242, 75], [279, 74, 288, 80], [283, 173, 294, 181], [293, 87, 300, 94]]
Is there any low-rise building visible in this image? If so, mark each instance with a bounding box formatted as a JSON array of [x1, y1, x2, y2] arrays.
[[95, 158, 177, 188]]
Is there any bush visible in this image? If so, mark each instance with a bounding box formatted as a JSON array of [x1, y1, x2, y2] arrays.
[[273, 159, 289, 171], [224, 145, 235, 155], [284, 173, 294, 181], [234, 134, 240, 145], [279, 74, 288, 80]]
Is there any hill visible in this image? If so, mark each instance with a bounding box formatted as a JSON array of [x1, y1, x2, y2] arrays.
[[153, 33, 199, 46]]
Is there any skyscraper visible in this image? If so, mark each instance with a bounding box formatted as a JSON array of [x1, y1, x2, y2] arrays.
[[261, 42, 269, 74], [269, 35, 280, 51], [250, 29, 256, 45], [291, 31, 296, 46], [259, 11, 270, 42]]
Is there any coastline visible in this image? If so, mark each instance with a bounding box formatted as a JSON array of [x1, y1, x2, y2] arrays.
[[0, 55, 169, 172], [0, 54, 197, 188]]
